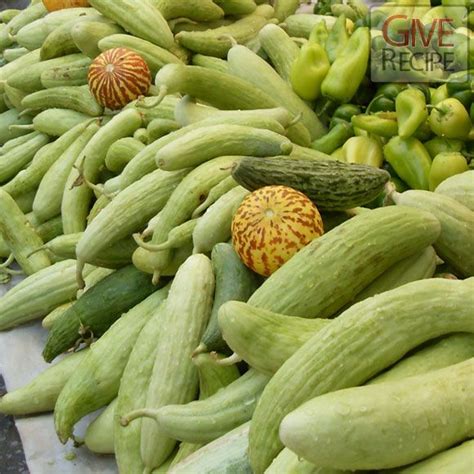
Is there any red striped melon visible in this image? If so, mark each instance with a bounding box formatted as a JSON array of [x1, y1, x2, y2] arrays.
[[88, 48, 151, 110], [43, 0, 90, 11], [232, 185, 324, 277]]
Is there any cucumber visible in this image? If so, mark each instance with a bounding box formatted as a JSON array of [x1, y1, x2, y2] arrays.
[[42, 302, 74, 330], [42, 265, 161, 362], [0, 131, 36, 155], [273, 0, 300, 21], [147, 118, 180, 142], [71, 21, 125, 59], [105, 137, 145, 173], [0, 49, 41, 95], [40, 63, 90, 88], [3, 46, 29, 62], [280, 359, 474, 470], [0, 10, 21, 24], [283, 14, 338, 38], [265, 448, 322, 474], [99, 34, 183, 76], [215, 0, 257, 15], [30, 108, 93, 136], [192, 176, 238, 218], [125, 94, 179, 126], [40, 19, 84, 60], [248, 278, 474, 472], [247, 206, 441, 319], [191, 54, 229, 73], [0, 260, 93, 330], [152, 0, 224, 21], [3, 83, 28, 110], [138, 219, 198, 252], [13, 189, 36, 214], [84, 398, 117, 454], [196, 243, 260, 354], [0, 108, 33, 144], [0, 350, 87, 415], [394, 439, 474, 473], [53, 286, 170, 442], [435, 170, 474, 212], [168, 423, 251, 474], [392, 190, 474, 277], [6, 3, 47, 36], [232, 157, 390, 212]]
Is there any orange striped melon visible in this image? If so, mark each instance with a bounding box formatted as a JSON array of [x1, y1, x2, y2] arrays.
[[88, 48, 151, 110], [43, 0, 90, 11], [232, 185, 324, 277]]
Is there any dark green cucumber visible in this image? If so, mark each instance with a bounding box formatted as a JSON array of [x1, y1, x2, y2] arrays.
[[232, 157, 391, 211], [195, 243, 260, 354], [42, 265, 161, 362]]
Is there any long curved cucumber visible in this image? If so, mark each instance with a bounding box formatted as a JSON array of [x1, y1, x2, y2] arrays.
[[30, 108, 93, 136], [105, 137, 145, 173], [154, 0, 225, 21], [0, 108, 33, 144]]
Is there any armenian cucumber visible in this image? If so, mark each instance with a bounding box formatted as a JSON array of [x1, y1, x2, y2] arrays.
[[0, 9, 20, 24], [31, 108, 92, 136], [273, 0, 300, 21], [265, 448, 323, 474], [3, 83, 28, 110], [283, 14, 338, 38], [139, 219, 198, 252], [3, 47, 29, 62], [53, 286, 170, 442], [215, 0, 258, 15], [0, 350, 87, 415], [6, 3, 47, 36], [392, 190, 474, 277], [84, 398, 117, 454], [248, 278, 474, 473], [394, 439, 474, 474], [153, 0, 225, 21], [191, 54, 229, 73], [247, 206, 441, 318], [0, 49, 41, 95], [0, 260, 93, 330], [125, 94, 179, 126], [232, 157, 390, 211], [147, 118, 180, 142], [42, 265, 161, 362], [0, 108, 33, 144], [40, 63, 90, 88], [105, 137, 145, 173], [13, 189, 36, 214], [435, 170, 474, 212], [0, 132, 36, 155], [192, 176, 238, 218], [71, 21, 125, 59], [280, 359, 474, 470], [21, 85, 104, 116]]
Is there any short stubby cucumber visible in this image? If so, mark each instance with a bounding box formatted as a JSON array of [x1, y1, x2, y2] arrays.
[[248, 278, 474, 473], [84, 398, 117, 454], [392, 190, 474, 277], [156, 124, 292, 171], [105, 137, 146, 173], [147, 118, 180, 142], [280, 359, 474, 470], [247, 206, 441, 318], [435, 170, 474, 212]]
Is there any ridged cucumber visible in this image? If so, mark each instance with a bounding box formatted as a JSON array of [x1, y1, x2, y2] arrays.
[[31, 108, 93, 136], [0, 108, 33, 144], [84, 398, 117, 454], [153, 0, 225, 21], [435, 170, 474, 212], [40, 63, 90, 88], [105, 137, 145, 173]]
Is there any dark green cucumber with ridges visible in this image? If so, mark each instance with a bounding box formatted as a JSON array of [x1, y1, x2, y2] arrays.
[[195, 243, 260, 354], [232, 157, 391, 211], [43, 265, 161, 362]]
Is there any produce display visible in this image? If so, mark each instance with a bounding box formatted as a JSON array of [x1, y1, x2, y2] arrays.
[[0, 0, 472, 473]]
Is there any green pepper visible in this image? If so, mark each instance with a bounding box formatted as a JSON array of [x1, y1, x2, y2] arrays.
[[331, 146, 346, 161], [413, 121, 433, 141], [321, 27, 370, 104], [470, 103, 474, 123], [343, 136, 383, 167], [351, 112, 399, 138], [442, 0, 468, 27], [410, 83, 431, 104], [376, 83, 407, 100], [451, 90, 473, 111], [309, 20, 329, 48], [366, 96, 396, 113], [384, 136, 432, 190], [331, 103, 362, 126], [446, 70, 473, 96], [311, 121, 353, 154], [424, 137, 464, 159], [290, 43, 330, 101], [396, 88, 428, 139], [429, 98, 472, 140], [325, 14, 349, 63], [429, 152, 469, 191], [431, 84, 449, 105]]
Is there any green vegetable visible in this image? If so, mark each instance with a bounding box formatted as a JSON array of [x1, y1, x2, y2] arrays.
[[351, 112, 398, 138], [396, 88, 428, 138], [429, 98, 471, 140], [435, 170, 474, 211], [84, 398, 117, 454], [308, 20, 328, 47], [424, 137, 464, 159], [325, 14, 348, 63], [429, 152, 469, 191], [343, 136, 383, 167], [311, 121, 353, 154]]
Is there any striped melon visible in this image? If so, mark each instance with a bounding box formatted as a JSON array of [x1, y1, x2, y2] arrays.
[[88, 48, 151, 110], [232, 186, 324, 277], [43, 0, 90, 11]]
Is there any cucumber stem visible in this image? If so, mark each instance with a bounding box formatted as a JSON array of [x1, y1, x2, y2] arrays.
[[76, 260, 86, 290], [133, 233, 170, 252], [191, 342, 208, 358], [0, 254, 14, 268], [210, 352, 242, 366], [152, 270, 160, 286], [287, 112, 303, 129], [120, 408, 159, 427], [9, 124, 34, 131]]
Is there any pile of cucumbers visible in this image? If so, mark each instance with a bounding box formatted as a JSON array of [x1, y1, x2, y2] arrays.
[[0, 0, 473, 473]]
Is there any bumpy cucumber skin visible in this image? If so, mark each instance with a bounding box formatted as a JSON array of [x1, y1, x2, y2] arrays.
[[140, 255, 214, 470], [393, 190, 474, 277], [232, 157, 390, 211], [280, 359, 474, 470], [42, 265, 161, 363], [53, 286, 169, 443], [0, 260, 92, 330], [0, 350, 87, 416], [84, 398, 117, 454], [218, 301, 330, 375], [247, 206, 441, 319], [248, 278, 474, 473], [435, 170, 474, 212]]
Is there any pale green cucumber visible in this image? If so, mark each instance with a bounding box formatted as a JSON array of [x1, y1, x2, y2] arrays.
[[0, 131, 36, 155], [154, 64, 312, 146], [6, 3, 47, 36], [84, 398, 117, 454], [353, 246, 437, 303], [132, 156, 238, 278], [0, 350, 87, 415], [133, 127, 148, 144], [123, 255, 214, 471], [156, 124, 292, 171], [134, 369, 269, 445], [71, 21, 125, 59], [62, 108, 142, 234], [393, 439, 474, 473], [258, 23, 300, 81], [0, 9, 20, 24], [53, 286, 170, 443], [173, 97, 218, 128], [3, 47, 29, 62], [3, 83, 28, 110], [191, 54, 229, 73], [139, 219, 198, 252], [168, 423, 251, 474], [266, 448, 332, 474], [33, 121, 100, 222], [105, 136, 145, 173], [153, 0, 225, 21], [21, 85, 104, 116], [283, 14, 338, 38], [280, 359, 474, 470], [0, 108, 33, 144], [247, 206, 441, 318], [192, 186, 249, 254], [392, 190, 474, 277], [0, 49, 41, 94], [435, 170, 474, 212], [40, 63, 89, 88], [76, 168, 188, 279], [227, 44, 326, 140], [125, 94, 179, 126], [42, 302, 74, 330], [248, 278, 474, 473], [214, 0, 257, 15], [30, 108, 93, 136], [14, 189, 36, 214], [192, 176, 238, 218], [147, 118, 180, 142], [0, 260, 93, 330], [7, 53, 88, 93], [3, 119, 94, 198], [273, 0, 300, 21]]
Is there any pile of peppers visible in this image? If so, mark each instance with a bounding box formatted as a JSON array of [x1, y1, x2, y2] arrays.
[[290, 0, 473, 194]]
